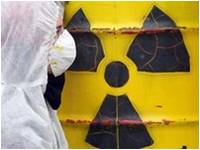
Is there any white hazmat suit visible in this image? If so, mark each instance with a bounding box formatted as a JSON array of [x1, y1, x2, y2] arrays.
[[1, 2, 76, 148]]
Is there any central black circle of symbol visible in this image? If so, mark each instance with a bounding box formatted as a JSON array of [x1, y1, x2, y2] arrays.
[[104, 61, 129, 87]]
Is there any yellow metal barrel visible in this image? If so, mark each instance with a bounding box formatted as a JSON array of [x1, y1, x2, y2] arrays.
[[58, 1, 198, 148]]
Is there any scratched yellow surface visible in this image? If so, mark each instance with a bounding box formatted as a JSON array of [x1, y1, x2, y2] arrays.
[[58, 1, 199, 148]]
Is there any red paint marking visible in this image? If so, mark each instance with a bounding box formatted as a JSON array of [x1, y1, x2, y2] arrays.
[[119, 120, 143, 125], [64, 119, 174, 126], [145, 120, 162, 125], [68, 27, 198, 34], [162, 119, 174, 125]]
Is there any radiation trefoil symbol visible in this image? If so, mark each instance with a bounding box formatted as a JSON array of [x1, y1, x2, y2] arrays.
[[66, 6, 190, 149]]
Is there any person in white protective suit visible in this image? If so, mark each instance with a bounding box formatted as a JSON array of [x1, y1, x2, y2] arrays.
[[1, 2, 76, 149]]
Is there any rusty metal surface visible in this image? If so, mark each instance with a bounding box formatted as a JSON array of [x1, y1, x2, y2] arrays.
[[61, 118, 198, 126], [68, 27, 198, 34]]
